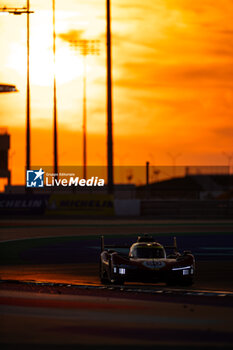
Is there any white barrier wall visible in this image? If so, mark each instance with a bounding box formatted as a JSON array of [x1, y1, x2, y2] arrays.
[[114, 199, 141, 216]]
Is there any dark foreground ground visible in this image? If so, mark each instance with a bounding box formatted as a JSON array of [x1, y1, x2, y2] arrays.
[[1, 282, 233, 350], [0, 219, 233, 349]]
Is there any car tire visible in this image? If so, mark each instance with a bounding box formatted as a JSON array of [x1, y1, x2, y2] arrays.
[[111, 279, 124, 285]]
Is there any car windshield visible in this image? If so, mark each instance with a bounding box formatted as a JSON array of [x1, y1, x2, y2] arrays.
[[132, 247, 165, 259]]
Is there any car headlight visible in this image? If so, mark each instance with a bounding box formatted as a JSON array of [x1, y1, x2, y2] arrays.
[[172, 265, 194, 275], [113, 266, 126, 275]]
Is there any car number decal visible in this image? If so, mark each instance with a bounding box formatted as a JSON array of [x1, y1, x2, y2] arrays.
[[142, 261, 166, 269]]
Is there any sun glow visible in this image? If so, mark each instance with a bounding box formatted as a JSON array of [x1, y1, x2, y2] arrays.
[[7, 10, 84, 86], [8, 43, 84, 87]]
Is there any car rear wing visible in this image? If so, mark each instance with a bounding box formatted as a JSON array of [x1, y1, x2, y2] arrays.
[[100, 235, 130, 253], [164, 237, 178, 253], [101, 235, 178, 253]]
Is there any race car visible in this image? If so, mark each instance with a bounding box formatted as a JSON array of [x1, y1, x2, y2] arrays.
[[99, 234, 195, 286]]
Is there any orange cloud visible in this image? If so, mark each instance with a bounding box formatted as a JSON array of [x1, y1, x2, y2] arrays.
[[0, 0, 233, 187]]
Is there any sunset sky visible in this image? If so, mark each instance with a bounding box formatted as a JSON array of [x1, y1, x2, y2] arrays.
[[0, 0, 233, 187]]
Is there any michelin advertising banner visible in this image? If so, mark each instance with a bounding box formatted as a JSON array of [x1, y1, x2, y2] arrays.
[[46, 194, 114, 216], [0, 194, 49, 215]]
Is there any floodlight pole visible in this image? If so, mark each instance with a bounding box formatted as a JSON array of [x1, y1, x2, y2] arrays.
[[222, 152, 233, 175], [83, 55, 87, 179], [107, 0, 114, 194], [68, 39, 99, 179], [26, 0, 30, 171], [53, 0, 58, 175], [167, 152, 182, 178], [0, 4, 33, 174]]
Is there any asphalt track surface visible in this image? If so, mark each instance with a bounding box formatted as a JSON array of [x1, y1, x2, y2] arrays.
[[0, 219, 233, 349]]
